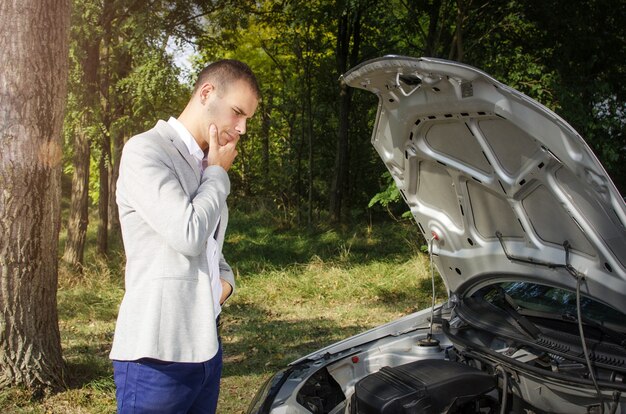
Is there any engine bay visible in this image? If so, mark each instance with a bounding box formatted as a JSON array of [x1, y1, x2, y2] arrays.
[[295, 286, 626, 414]]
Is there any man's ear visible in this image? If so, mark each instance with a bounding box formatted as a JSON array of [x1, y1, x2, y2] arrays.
[[199, 82, 215, 103]]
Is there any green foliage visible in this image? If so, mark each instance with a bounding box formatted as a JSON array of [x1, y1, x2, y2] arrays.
[[368, 172, 400, 209], [517, 0, 626, 192], [62, 0, 201, 216], [116, 49, 189, 126], [367, 171, 416, 222]]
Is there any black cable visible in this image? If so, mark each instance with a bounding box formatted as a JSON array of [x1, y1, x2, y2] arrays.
[[562, 240, 605, 412]]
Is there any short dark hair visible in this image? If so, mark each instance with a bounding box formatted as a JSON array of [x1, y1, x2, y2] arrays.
[[193, 59, 261, 99]]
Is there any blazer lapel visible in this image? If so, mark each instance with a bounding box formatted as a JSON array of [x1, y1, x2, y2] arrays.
[[154, 120, 201, 182]]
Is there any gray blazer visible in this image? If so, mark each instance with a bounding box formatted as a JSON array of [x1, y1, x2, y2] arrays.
[[109, 120, 235, 363]]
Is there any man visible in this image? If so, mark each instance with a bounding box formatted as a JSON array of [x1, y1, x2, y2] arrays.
[[110, 59, 260, 413]]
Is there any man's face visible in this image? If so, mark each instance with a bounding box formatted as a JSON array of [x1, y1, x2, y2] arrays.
[[205, 80, 259, 147]]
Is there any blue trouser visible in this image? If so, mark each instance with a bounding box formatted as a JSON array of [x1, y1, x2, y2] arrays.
[[112, 341, 223, 414]]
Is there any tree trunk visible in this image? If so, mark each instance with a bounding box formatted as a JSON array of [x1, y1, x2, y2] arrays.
[[238, 133, 250, 196], [331, 3, 361, 222], [96, 144, 109, 255], [425, 0, 443, 56], [96, 0, 117, 256], [306, 63, 313, 227], [331, 9, 350, 222], [108, 50, 132, 239], [449, 0, 465, 61], [0, 0, 70, 393], [97, 90, 110, 256], [332, 81, 351, 222], [62, 34, 100, 269], [62, 121, 91, 268], [108, 131, 124, 238], [296, 98, 305, 226], [261, 94, 272, 189]]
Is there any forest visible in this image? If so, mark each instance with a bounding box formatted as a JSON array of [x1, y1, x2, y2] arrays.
[[1, 0, 625, 408], [60, 0, 626, 264]]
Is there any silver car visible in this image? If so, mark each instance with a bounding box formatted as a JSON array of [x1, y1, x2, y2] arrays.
[[247, 56, 626, 414]]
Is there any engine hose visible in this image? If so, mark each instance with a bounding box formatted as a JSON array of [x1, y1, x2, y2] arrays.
[[496, 366, 509, 414]]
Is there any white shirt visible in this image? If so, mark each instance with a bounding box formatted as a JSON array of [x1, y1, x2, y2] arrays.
[[167, 117, 223, 317]]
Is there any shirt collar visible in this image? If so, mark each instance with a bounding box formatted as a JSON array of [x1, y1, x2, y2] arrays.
[[167, 117, 204, 166]]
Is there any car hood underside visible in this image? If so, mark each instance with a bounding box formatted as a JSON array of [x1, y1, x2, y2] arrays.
[[341, 56, 626, 312]]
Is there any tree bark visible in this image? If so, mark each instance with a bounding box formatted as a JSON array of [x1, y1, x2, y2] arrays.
[[0, 0, 71, 393]]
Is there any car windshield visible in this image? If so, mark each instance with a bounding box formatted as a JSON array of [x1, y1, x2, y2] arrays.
[[482, 281, 626, 332]]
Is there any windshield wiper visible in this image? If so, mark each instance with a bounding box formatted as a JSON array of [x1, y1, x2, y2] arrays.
[[517, 308, 626, 348], [490, 287, 541, 339], [562, 312, 626, 349]]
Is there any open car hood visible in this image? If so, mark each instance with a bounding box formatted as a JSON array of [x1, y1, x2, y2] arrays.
[[342, 56, 626, 313]]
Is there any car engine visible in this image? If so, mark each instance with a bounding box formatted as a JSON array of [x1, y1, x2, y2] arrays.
[[350, 358, 497, 414], [294, 311, 626, 414]]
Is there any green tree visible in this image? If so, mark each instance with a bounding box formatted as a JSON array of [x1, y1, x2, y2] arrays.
[[63, 0, 101, 269], [63, 0, 215, 265]]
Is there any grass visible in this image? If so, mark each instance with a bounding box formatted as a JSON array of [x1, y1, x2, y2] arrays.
[[0, 207, 445, 413]]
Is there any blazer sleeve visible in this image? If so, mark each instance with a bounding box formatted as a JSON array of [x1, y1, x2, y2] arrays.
[[219, 254, 235, 297], [118, 137, 230, 257], [217, 204, 236, 296]]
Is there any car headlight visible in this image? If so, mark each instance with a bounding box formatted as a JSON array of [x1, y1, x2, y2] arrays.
[[247, 367, 293, 414]]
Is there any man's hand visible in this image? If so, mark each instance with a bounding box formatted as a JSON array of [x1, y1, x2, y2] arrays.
[[206, 124, 239, 171], [219, 279, 233, 305]]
